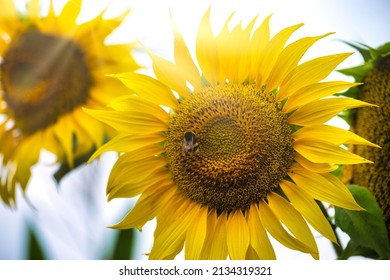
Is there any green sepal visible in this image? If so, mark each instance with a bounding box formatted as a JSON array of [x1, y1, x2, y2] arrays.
[[337, 60, 374, 83], [338, 41, 390, 83], [336, 86, 360, 98], [376, 42, 390, 57], [338, 61, 373, 82], [341, 41, 373, 62], [330, 164, 343, 178], [335, 185, 390, 259]]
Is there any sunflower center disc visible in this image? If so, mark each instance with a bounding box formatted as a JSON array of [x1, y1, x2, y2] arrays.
[[1, 29, 93, 134], [166, 84, 294, 212]]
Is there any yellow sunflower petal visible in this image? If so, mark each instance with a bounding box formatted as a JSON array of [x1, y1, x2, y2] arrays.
[[293, 138, 372, 164], [258, 200, 313, 254], [72, 10, 129, 46], [266, 33, 333, 92], [198, 210, 215, 259], [207, 211, 229, 260], [53, 115, 75, 168], [108, 96, 170, 122], [107, 154, 167, 200], [0, 0, 16, 18], [27, 0, 40, 21], [246, 204, 276, 260], [0, 0, 18, 35], [0, 37, 7, 55], [72, 108, 105, 149], [154, 192, 189, 237], [196, 8, 219, 85], [257, 23, 304, 87], [150, 200, 198, 260], [289, 97, 375, 126], [249, 14, 272, 81], [111, 181, 174, 230], [111, 72, 179, 109], [289, 163, 364, 210], [323, 172, 365, 210], [108, 172, 169, 201], [84, 108, 168, 134], [72, 115, 94, 156], [215, 12, 235, 82], [294, 152, 338, 173], [58, 0, 82, 31], [41, 126, 62, 157], [278, 53, 352, 101], [13, 132, 43, 190], [2, 164, 17, 206], [42, 0, 59, 31], [172, 15, 201, 89], [149, 52, 190, 100], [219, 16, 256, 83], [90, 133, 164, 162], [226, 210, 250, 260], [185, 206, 208, 260], [219, 21, 242, 83], [293, 125, 380, 147], [284, 81, 360, 112], [200, 210, 226, 260], [280, 180, 337, 244], [268, 192, 319, 259], [236, 16, 259, 83]]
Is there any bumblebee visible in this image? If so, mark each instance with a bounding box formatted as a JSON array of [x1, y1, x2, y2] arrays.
[[182, 131, 199, 156]]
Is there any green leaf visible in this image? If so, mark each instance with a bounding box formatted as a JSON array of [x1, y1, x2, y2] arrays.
[[337, 61, 373, 82], [330, 164, 343, 178], [27, 226, 47, 260], [335, 86, 361, 99], [341, 41, 372, 62], [335, 185, 390, 259], [338, 239, 379, 260], [377, 42, 390, 57], [111, 229, 136, 260]]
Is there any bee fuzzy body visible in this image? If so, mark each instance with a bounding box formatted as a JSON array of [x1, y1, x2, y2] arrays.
[[182, 131, 199, 156]]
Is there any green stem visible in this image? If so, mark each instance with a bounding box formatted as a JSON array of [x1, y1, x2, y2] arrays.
[[317, 201, 344, 258]]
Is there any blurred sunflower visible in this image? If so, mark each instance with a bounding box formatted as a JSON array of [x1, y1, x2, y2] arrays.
[[88, 10, 378, 260], [339, 42, 390, 239], [0, 0, 138, 206]]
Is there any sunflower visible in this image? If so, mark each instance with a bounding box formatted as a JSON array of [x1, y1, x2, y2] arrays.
[[0, 0, 138, 206], [88, 10, 378, 260], [339, 42, 390, 239]]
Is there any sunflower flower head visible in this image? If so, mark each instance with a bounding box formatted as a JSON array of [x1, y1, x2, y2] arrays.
[[89, 10, 377, 260], [339, 42, 390, 239], [0, 0, 138, 206]]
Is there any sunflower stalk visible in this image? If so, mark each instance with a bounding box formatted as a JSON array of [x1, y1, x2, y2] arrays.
[[316, 201, 343, 258]]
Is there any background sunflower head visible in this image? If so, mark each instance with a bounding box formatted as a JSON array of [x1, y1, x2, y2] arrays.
[[0, 0, 139, 206], [88, 9, 377, 259], [339, 42, 390, 240]]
